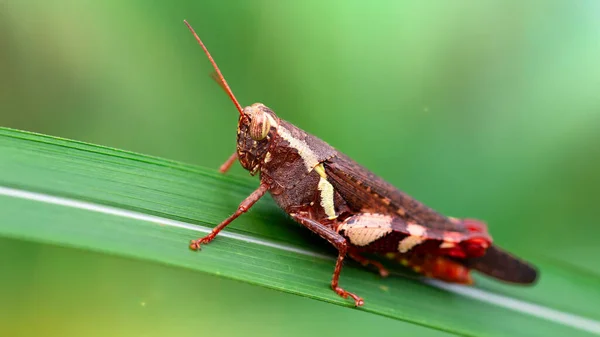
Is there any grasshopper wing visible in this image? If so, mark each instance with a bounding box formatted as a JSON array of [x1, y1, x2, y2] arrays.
[[462, 245, 538, 284], [324, 153, 477, 233]]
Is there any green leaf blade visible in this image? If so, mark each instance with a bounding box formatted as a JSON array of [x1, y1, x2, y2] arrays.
[[1, 127, 599, 337]]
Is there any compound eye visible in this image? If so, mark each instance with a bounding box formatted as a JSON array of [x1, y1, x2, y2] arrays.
[[249, 111, 270, 140]]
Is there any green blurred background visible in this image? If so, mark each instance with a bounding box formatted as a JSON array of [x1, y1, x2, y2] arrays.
[[1, 0, 599, 336]]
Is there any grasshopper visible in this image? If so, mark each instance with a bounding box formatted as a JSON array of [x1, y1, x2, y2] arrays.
[[183, 21, 538, 306]]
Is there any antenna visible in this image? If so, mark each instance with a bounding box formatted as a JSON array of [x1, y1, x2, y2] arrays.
[[184, 20, 244, 116]]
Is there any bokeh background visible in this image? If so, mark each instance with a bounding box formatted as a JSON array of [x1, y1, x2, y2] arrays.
[[1, 0, 599, 336]]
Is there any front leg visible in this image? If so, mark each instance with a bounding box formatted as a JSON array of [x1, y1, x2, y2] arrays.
[[218, 152, 238, 174], [190, 182, 269, 250], [290, 213, 364, 307]]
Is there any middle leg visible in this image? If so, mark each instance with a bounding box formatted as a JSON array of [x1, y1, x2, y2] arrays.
[[290, 213, 364, 307], [348, 250, 390, 278]]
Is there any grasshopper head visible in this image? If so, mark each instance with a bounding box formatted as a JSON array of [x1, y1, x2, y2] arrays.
[[237, 103, 279, 175]]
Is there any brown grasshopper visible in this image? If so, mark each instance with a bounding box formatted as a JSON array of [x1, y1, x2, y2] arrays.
[[183, 20, 538, 306]]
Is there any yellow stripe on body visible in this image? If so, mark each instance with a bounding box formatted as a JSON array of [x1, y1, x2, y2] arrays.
[[276, 125, 320, 172], [276, 123, 335, 219], [397, 223, 427, 253], [315, 164, 337, 219], [318, 176, 337, 220], [398, 236, 425, 253]]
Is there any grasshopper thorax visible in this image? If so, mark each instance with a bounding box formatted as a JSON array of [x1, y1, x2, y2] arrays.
[[237, 103, 279, 175]]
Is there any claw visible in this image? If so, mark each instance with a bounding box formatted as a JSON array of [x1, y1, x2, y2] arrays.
[[333, 286, 364, 307], [189, 236, 213, 251], [189, 240, 202, 251], [378, 267, 390, 278]]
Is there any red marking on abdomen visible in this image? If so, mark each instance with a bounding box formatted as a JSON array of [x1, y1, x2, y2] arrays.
[[389, 253, 473, 284]]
